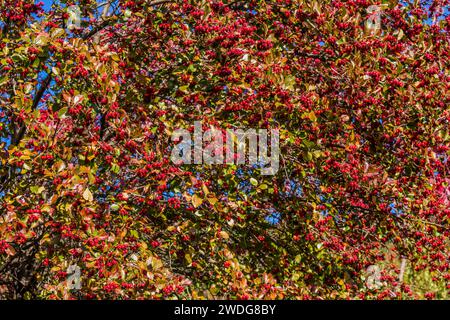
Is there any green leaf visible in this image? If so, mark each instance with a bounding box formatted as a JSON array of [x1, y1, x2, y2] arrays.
[[31, 186, 45, 194], [188, 64, 196, 72], [58, 107, 68, 118], [32, 58, 40, 68], [111, 163, 120, 174], [0, 76, 7, 86], [179, 85, 189, 92], [130, 230, 139, 238]]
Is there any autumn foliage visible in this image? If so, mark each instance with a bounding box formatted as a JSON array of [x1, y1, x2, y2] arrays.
[[0, 0, 449, 299]]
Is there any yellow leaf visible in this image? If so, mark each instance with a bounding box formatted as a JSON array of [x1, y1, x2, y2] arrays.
[[192, 194, 203, 208], [202, 183, 209, 195], [83, 188, 93, 202], [207, 194, 218, 205], [110, 52, 120, 62], [220, 231, 229, 239], [150, 257, 163, 270], [51, 28, 65, 38]]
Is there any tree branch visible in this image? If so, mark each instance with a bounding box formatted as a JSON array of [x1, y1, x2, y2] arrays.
[[148, 0, 177, 6], [12, 74, 51, 146]]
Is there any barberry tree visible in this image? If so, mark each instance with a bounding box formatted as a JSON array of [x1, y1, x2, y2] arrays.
[[0, 0, 449, 299]]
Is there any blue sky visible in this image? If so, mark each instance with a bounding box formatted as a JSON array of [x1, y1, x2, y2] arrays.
[[42, 0, 52, 11]]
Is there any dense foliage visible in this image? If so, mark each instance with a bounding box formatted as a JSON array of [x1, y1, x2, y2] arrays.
[[0, 0, 449, 299]]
